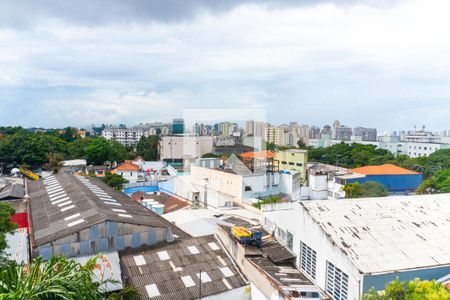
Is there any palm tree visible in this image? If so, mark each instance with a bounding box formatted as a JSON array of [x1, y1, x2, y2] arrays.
[[0, 255, 138, 300]]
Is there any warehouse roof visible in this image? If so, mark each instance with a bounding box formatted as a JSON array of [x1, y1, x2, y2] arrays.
[[299, 194, 450, 274], [351, 164, 419, 175], [28, 173, 188, 246], [0, 182, 25, 200], [119, 235, 247, 300]]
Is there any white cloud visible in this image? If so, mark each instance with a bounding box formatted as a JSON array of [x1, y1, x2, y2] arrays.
[[0, 0, 449, 130]]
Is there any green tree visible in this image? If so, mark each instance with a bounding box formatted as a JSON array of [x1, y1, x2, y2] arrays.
[[363, 278, 450, 300], [85, 138, 114, 165], [59, 127, 79, 142], [265, 142, 276, 151], [0, 255, 139, 299], [343, 182, 363, 198], [103, 172, 128, 190], [201, 153, 220, 158], [0, 202, 17, 260], [136, 136, 160, 161], [416, 168, 450, 194], [344, 181, 388, 198]]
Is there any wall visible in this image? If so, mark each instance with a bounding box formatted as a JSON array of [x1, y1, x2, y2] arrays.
[[160, 136, 214, 160], [34, 221, 171, 260], [262, 207, 363, 300], [347, 174, 423, 192], [274, 150, 308, 182], [191, 166, 243, 199], [363, 265, 450, 293]]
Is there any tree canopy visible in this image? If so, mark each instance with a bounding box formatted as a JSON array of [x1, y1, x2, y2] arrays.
[[0, 255, 138, 299], [0, 127, 135, 168], [343, 181, 388, 198], [136, 135, 160, 161], [0, 202, 17, 261], [363, 278, 450, 300]]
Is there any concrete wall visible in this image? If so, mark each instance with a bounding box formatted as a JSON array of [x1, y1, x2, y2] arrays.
[[160, 136, 214, 160], [34, 221, 171, 260], [191, 166, 243, 199], [262, 207, 363, 300]]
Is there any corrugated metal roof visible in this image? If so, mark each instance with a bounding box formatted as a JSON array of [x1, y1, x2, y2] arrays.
[[72, 251, 123, 292], [300, 194, 450, 274], [119, 235, 247, 300], [0, 183, 25, 200], [28, 173, 188, 246], [5, 228, 29, 264], [351, 164, 419, 175]]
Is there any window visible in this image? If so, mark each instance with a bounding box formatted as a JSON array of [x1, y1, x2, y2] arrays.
[[287, 231, 294, 251], [277, 227, 287, 243], [326, 262, 349, 300], [296, 163, 303, 166], [289, 162, 295, 165], [300, 242, 317, 279], [245, 186, 252, 191]]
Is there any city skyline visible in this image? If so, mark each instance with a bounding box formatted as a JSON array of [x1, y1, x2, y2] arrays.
[[1, 0, 450, 130]]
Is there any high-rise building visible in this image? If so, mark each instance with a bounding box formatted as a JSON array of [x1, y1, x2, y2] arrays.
[[354, 127, 377, 141], [172, 118, 185, 134], [335, 126, 352, 141]]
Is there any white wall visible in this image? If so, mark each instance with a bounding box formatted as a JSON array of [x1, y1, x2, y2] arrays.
[[262, 206, 363, 300]]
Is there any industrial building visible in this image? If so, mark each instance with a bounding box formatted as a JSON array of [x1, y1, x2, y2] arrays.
[[348, 164, 423, 192], [261, 194, 450, 300], [27, 173, 187, 259]]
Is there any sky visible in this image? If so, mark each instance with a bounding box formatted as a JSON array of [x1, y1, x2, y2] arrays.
[[0, 0, 449, 131]]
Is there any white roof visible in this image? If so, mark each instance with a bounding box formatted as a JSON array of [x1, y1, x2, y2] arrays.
[[300, 194, 450, 274], [5, 229, 29, 265]]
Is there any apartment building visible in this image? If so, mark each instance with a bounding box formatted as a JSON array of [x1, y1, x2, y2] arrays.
[[265, 124, 286, 146], [102, 127, 148, 146]]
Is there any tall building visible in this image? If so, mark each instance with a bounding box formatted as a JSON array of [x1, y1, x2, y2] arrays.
[[354, 127, 377, 141], [335, 126, 352, 141], [309, 126, 321, 139], [172, 118, 185, 134], [265, 124, 286, 146]]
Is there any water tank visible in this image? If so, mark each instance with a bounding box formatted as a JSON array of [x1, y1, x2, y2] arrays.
[[152, 204, 165, 215]]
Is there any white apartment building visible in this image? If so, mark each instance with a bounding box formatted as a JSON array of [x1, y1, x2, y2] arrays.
[[159, 135, 214, 162], [102, 127, 149, 146], [262, 194, 450, 300]]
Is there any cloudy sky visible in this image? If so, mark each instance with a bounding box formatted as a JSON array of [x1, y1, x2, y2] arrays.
[[0, 0, 449, 131]]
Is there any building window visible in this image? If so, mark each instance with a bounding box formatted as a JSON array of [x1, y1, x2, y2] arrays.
[[296, 163, 303, 166], [287, 231, 293, 251], [277, 227, 287, 243], [289, 162, 295, 165], [326, 261, 349, 300], [245, 186, 252, 191], [300, 242, 317, 279]]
